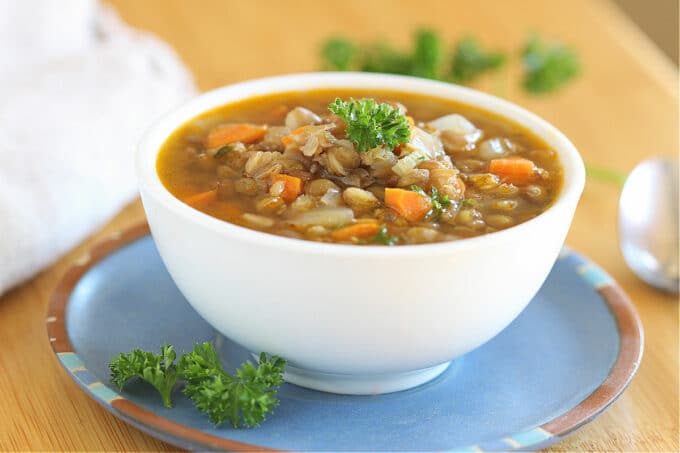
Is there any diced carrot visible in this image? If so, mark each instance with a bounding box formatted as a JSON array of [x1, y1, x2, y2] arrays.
[[206, 123, 266, 148], [183, 189, 217, 207], [281, 127, 305, 146], [384, 188, 432, 222], [270, 174, 303, 203], [331, 223, 382, 241], [488, 158, 537, 186]]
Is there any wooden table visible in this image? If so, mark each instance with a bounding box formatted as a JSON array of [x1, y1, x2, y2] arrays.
[[1, 0, 677, 450]]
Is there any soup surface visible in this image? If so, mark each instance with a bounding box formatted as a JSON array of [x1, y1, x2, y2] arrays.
[[157, 89, 562, 245]]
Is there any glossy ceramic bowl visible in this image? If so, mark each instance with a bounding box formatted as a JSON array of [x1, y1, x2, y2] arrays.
[[137, 73, 585, 395]]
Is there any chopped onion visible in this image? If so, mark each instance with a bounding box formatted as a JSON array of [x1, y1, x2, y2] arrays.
[[320, 188, 342, 207], [392, 151, 424, 177], [392, 127, 445, 177], [478, 138, 515, 160], [428, 114, 482, 151], [285, 107, 321, 130], [288, 207, 354, 227], [428, 114, 478, 136], [408, 126, 445, 159], [242, 213, 275, 228]]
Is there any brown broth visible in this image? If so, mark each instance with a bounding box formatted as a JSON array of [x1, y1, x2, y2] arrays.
[[157, 89, 562, 245]]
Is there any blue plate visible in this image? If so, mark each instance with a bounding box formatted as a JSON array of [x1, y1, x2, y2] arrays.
[[47, 225, 642, 451]]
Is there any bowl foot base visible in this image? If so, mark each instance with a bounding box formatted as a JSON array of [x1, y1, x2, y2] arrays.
[[282, 361, 452, 395]]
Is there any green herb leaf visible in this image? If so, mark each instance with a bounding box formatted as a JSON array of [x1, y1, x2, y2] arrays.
[[429, 186, 451, 219], [356, 30, 444, 79], [360, 41, 413, 75], [461, 198, 475, 208], [328, 98, 410, 151], [237, 352, 287, 389], [177, 341, 223, 382], [410, 185, 451, 220], [321, 37, 357, 71], [318, 30, 580, 96], [585, 163, 627, 186], [412, 29, 444, 80], [186, 373, 281, 428], [179, 343, 286, 428], [110, 343, 286, 428], [522, 34, 580, 94], [372, 224, 400, 245], [451, 37, 506, 83], [410, 184, 428, 197], [109, 345, 178, 408], [213, 145, 234, 159]]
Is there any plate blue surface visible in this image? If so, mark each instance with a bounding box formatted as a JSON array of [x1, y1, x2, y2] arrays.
[[47, 227, 642, 451]]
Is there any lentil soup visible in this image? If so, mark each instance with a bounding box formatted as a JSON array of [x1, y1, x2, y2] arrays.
[[157, 89, 562, 245]]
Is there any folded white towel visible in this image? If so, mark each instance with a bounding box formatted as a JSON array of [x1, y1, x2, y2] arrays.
[[0, 1, 196, 295]]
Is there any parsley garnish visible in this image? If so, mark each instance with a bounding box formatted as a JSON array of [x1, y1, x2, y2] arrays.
[[372, 224, 399, 245], [429, 186, 452, 216], [179, 344, 286, 428], [328, 98, 410, 151], [109, 345, 179, 408], [522, 34, 580, 94], [451, 37, 506, 83], [461, 199, 475, 208], [110, 343, 286, 428], [411, 185, 451, 220], [410, 184, 428, 197]]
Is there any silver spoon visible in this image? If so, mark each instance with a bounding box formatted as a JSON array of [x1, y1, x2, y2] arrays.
[[619, 157, 679, 294]]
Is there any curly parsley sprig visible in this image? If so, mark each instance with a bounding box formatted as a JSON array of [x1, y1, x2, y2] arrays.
[[109, 343, 286, 428], [179, 345, 286, 428], [109, 344, 179, 408], [328, 98, 410, 152]]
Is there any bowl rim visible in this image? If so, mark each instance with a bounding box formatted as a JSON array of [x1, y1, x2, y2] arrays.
[[137, 72, 585, 257]]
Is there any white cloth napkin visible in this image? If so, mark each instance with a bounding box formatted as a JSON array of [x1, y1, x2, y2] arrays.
[[0, 0, 196, 295]]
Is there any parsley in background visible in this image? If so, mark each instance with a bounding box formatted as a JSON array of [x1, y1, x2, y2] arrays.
[[320, 29, 505, 84], [451, 37, 506, 83], [321, 38, 357, 71], [361, 41, 413, 75], [412, 29, 445, 80], [320, 30, 580, 94], [324, 29, 449, 80], [522, 34, 580, 93]]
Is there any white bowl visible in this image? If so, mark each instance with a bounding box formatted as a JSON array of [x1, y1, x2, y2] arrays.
[[137, 73, 585, 395]]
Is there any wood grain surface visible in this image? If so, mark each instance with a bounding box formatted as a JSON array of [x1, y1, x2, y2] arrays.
[[1, 0, 677, 451]]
